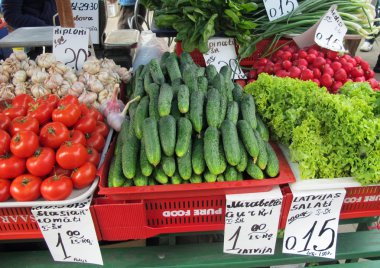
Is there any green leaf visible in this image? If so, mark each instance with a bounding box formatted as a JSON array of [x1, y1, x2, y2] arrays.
[[238, 20, 257, 30], [224, 9, 240, 24], [240, 3, 258, 13]]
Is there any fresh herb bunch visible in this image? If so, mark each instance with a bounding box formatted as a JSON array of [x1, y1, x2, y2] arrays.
[[246, 74, 380, 185]]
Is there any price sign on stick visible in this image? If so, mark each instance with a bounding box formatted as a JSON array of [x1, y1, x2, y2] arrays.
[[203, 38, 246, 80], [71, 0, 100, 44], [53, 27, 89, 71], [293, 5, 347, 52], [283, 188, 346, 259], [31, 196, 103, 265], [223, 186, 283, 255], [264, 0, 299, 21]]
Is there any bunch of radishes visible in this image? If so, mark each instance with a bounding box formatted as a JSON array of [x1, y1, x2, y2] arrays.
[[246, 44, 379, 93]]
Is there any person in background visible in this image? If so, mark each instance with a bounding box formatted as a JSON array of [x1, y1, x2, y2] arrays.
[[1, 0, 59, 30], [109, 0, 145, 30], [360, 0, 379, 52]]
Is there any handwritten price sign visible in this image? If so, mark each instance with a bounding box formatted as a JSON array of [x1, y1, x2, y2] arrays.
[[53, 27, 89, 71], [314, 5, 347, 52], [203, 38, 246, 80], [264, 0, 299, 21], [71, 0, 100, 44], [283, 188, 346, 259], [223, 187, 283, 255], [31, 196, 103, 265]]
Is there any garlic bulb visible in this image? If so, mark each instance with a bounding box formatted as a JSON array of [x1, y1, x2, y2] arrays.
[[55, 81, 70, 96], [97, 71, 111, 84], [49, 62, 69, 75], [0, 84, 16, 99], [98, 89, 110, 103], [36, 53, 56, 69], [78, 90, 97, 104], [92, 101, 100, 109], [44, 73, 64, 89], [31, 70, 49, 84], [11, 51, 28, 61], [118, 67, 132, 83], [100, 58, 116, 69], [68, 81, 85, 97], [13, 70, 27, 83], [83, 58, 101, 75], [0, 72, 9, 84], [63, 71, 77, 83], [31, 84, 49, 98], [20, 60, 30, 71], [2, 58, 21, 74], [14, 83, 27, 95], [88, 78, 104, 93], [26, 66, 40, 77]]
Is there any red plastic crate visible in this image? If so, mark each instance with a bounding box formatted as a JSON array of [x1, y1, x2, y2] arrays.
[[93, 185, 290, 241], [279, 185, 380, 229], [97, 141, 295, 201], [175, 38, 295, 67], [0, 206, 101, 241]]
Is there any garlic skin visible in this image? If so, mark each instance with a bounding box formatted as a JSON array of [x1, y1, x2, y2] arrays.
[[13, 70, 27, 83], [0, 72, 9, 84], [98, 89, 110, 103], [54, 81, 70, 96], [31, 84, 49, 98], [14, 83, 27, 95], [97, 71, 111, 85], [83, 58, 101, 75], [63, 71, 77, 84], [49, 62, 69, 75], [0, 84, 16, 99], [118, 67, 132, 83], [78, 91, 97, 104], [88, 78, 104, 93], [11, 51, 28, 61], [45, 73, 64, 90], [26, 66, 40, 78], [36, 53, 56, 69], [31, 70, 49, 84], [68, 81, 85, 97], [2, 58, 21, 74], [100, 58, 117, 69]]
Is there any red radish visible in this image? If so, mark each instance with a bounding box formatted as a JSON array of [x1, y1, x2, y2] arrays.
[[368, 78, 379, 89], [264, 61, 275, 74], [307, 48, 318, 56], [282, 60, 292, 70], [354, 56, 362, 64], [321, 73, 333, 88], [296, 58, 308, 67], [365, 69, 375, 79], [326, 50, 338, 60], [342, 63, 353, 73], [273, 63, 282, 73], [247, 79, 255, 84], [361, 61, 370, 71], [235, 80, 246, 87], [331, 61, 342, 72], [258, 58, 268, 66], [355, 77, 366, 82], [298, 50, 307, 58], [312, 68, 321, 79], [292, 53, 299, 61], [312, 79, 321, 87], [334, 69, 347, 82], [248, 69, 257, 79], [323, 67, 334, 76], [331, 81, 343, 93], [289, 66, 301, 78], [281, 51, 292, 61], [300, 69, 314, 81], [275, 70, 289, 77], [350, 68, 364, 78], [306, 54, 316, 64]]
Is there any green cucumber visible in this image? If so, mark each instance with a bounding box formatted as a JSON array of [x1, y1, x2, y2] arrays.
[[159, 115, 176, 157], [226, 101, 239, 124], [265, 143, 279, 177], [206, 88, 221, 128], [257, 115, 270, 142], [162, 156, 176, 177], [225, 166, 238, 181], [221, 120, 241, 166], [247, 161, 264, 179], [148, 83, 160, 120], [237, 120, 259, 159], [204, 170, 217, 183], [189, 90, 205, 133], [142, 118, 161, 166], [154, 167, 169, 184], [236, 140, 248, 172], [190, 174, 203, 184], [198, 76, 208, 94], [166, 53, 182, 82], [133, 96, 149, 139], [241, 94, 257, 129], [204, 126, 221, 175], [254, 131, 268, 170], [177, 143, 192, 180], [158, 83, 173, 117], [177, 84, 190, 113], [149, 58, 165, 85], [140, 140, 153, 177], [175, 117, 193, 157], [192, 138, 205, 175], [122, 134, 140, 179]]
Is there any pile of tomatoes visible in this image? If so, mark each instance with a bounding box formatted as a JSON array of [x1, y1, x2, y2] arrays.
[[0, 94, 109, 202]]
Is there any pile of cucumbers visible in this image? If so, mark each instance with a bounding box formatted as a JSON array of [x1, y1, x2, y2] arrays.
[[108, 52, 279, 187]]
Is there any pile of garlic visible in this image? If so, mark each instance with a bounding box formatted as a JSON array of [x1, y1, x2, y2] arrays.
[[0, 51, 132, 107]]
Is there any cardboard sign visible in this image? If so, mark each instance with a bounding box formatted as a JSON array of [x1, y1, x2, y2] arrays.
[[224, 186, 283, 255], [293, 5, 347, 52], [53, 27, 89, 71], [264, 0, 299, 21], [283, 188, 346, 259], [71, 0, 99, 44], [203, 38, 246, 80], [31, 196, 103, 265]]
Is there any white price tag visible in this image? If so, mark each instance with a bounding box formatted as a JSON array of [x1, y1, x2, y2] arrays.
[[283, 188, 346, 259], [224, 187, 283, 255], [31, 196, 103, 265], [203, 38, 246, 80], [71, 0, 100, 44], [53, 27, 89, 71], [264, 0, 299, 21], [314, 5, 347, 51]]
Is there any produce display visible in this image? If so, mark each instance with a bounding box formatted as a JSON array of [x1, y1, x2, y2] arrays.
[[142, 0, 377, 58], [246, 73, 380, 185], [246, 43, 378, 92], [0, 51, 132, 107], [0, 94, 108, 202], [108, 52, 280, 187]]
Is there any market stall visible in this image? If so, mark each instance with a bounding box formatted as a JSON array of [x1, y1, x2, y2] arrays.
[[1, 0, 380, 267]]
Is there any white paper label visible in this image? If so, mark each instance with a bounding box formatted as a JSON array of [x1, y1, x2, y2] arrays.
[[264, 0, 299, 21], [31, 196, 103, 265], [224, 187, 283, 255], [314, 5, 347, 51], [203, 38, 246, 80], [53, 27, 89, 71], [71, 0, 99, 44], [283, 188, 346, 259]]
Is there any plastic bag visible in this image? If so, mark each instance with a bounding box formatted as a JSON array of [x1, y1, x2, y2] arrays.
[[132, 30, 169, 70]]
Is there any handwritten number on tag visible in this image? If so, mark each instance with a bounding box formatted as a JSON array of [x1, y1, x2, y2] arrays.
[[64, 48, 88, 71], [266, 0, 297, 20], [228, 226, 242, 250], [72, 2, 98, 11], [56, 233, 71, 260]]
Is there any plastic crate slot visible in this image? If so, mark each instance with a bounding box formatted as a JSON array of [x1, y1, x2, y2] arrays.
[[179, 217, 182, 224], [184, 217, 187, 224]]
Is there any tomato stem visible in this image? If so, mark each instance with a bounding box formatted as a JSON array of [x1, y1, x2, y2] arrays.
[[22, 178, 31, 186]]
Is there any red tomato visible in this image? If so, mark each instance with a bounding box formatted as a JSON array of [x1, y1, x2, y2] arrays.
[[40, 122, 70, 149], [3, 106, 26, 120], [0, 130, 11, 155], [52, 104, 81, 127], [0, 113, 11, 130], [86, 106, 104, 121], [0, 154, 26, 179], [0, 179, 11, 202], [92, 121, 109, 138], [10, 131, 39, 158], [87, 147, 100, 166], [79, 103, 90, 116], [37, 94, 60, 110], [74, 115, 96, 134], [0, 99, 12, 113], [71, 162, 96, 189], [9, 116, 39, 135], [26, 147, 55, 177], [40, 175, 73, 201], [86, 132, 105, 152], [56, 142, 88, 169], [27, 102, 52, 125], [12, 94, 34, 108], [67, 130, 86, 146], [58, 95, 80, 106], [10, 174, 42, 201], [50, 165, 72, 177]]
